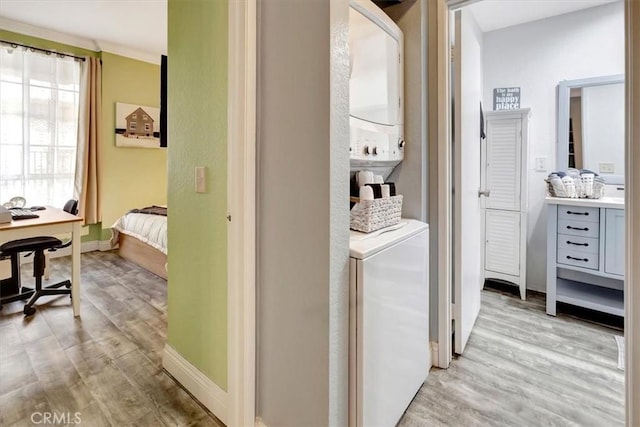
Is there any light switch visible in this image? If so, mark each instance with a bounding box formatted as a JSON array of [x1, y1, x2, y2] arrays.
[[535, 157, 547, 172], [195, 166, 206, 193]]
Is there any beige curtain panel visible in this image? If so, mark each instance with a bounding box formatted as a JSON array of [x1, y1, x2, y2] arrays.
[[74, 56, 102, 225]]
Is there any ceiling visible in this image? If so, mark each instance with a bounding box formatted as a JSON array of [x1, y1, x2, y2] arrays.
[[0, 0, 167, 59], [0, 0, 621, 60], [468, 0, 620, 33]]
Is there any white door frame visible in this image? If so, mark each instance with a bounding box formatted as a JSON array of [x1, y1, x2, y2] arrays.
[[427, 0, 453, 369], [227, 0, 257, 426], [435, 0, 638, 424]]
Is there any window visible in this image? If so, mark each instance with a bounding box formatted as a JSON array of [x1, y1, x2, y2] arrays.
[[0, 46, 80, 207], [131, 113, 137, 119], [143, 114, 148, 121], [130, 122, 137, 130], [144, 123, 151, 132]]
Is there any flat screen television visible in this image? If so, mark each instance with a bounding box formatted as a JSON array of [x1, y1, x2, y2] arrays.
[[160, 54, 167, 148]]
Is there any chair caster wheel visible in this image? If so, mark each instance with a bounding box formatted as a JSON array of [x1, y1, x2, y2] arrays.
[[65, 283, 71, 289], [23, 306, 36, 316]]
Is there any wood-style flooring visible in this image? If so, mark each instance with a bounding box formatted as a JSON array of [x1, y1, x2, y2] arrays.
[[1, 253, 625, 426], [400, 284, 625, 427], [0, 251, 223, 427]]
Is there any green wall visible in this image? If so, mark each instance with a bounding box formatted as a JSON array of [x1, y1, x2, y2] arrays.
[[100, 52, 166, 238], [167, 0, 228, 389]]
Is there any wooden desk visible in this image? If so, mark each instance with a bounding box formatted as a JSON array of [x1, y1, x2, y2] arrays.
[[0, 207, 83, 317]]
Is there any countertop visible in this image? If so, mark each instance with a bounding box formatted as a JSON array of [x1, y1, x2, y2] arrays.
[[545, 196, 624, 209]]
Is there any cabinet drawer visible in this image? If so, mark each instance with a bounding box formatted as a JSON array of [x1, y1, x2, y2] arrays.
[[557, 235, 599, 255], [557, 249, 599, 270], [558, 218, 599, 238], [558, 205, 599, 223]]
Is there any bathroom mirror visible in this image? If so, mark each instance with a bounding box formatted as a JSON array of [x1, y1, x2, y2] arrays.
[[557, 74, 625, 185]]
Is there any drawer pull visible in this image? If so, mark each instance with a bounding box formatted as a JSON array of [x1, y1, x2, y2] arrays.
[[567, 255, 589, 262], [566, 225, 589, 231], [567, 211, 589, 216], [567, 241, 589, 247]]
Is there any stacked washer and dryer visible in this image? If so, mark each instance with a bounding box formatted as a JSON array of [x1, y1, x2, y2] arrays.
[[348, 1, 430, 426]]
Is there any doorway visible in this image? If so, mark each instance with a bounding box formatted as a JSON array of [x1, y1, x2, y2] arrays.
[[431, 0, 637, 424]]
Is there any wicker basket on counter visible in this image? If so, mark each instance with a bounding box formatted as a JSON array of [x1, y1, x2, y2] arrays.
[[545, 177, 605, 199], [350, 195, 403, 233]]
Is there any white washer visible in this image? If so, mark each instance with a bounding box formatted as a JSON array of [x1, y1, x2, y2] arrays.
[[349, 219, 430, 427]]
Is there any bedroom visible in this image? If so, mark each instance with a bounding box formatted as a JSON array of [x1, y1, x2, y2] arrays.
[[0, 2, 226, 425], [0, 27, 168, 270]]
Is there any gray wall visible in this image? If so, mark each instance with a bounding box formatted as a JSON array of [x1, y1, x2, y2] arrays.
[[256, 0, 350, 425], [387, 0, 428, 223], [385, 0, 440, 342]]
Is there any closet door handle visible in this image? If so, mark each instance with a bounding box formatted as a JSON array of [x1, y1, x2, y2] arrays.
[[567, 241, 588, 247], [567, 255, 589, 262], [566, 226, 589, 231], [567, 211, 589, 216]]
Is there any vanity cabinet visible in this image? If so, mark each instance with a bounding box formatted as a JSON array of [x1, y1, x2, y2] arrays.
[[546, 198, 624, 317], [605, 208, 625, 276]]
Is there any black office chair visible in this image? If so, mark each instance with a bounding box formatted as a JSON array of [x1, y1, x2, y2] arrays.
[[0, 251, 33, 310], [0, 199, 78, 316]]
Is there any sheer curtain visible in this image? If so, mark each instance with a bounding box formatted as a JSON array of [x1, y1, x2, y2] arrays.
[[0, 45, 81, 208]]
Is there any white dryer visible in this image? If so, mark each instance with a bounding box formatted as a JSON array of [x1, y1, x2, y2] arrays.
[[348, 219, 430, 427]]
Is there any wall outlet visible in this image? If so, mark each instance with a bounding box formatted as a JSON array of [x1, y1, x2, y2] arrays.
[[195, 166, 206, 193], [535, 157, 547, 172], [599, 162, 615, 174]]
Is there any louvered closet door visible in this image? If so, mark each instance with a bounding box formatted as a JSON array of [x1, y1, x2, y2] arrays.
[[485, 209, 520, 276], [485, 118, 522, 211]]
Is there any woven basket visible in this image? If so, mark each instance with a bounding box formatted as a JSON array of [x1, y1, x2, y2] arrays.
[[350, 195, 403, 233], [546, 177, 605, 199]]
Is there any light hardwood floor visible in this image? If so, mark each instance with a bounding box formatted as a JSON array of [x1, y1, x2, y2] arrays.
[[1, 253, 624, 426], [0, 251, 223, 427], [400, 284, 625, 427]]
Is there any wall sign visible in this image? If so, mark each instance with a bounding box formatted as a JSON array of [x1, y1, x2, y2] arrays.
[[493, 87, 521, 111]]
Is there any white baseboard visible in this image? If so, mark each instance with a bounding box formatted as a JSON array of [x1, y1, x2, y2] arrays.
[[430, 341, 440, 368], [99, 239, 114, 252], [162, 344, 228, 425], [255, 417, 269, 427]]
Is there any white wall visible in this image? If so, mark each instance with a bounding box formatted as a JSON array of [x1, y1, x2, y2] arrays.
[[482, 1, 624, 292]]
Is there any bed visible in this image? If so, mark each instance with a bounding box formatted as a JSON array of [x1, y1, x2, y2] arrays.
[[111, 206, 168, 279]]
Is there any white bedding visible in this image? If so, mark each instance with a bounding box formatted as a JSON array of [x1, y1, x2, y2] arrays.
[[111, 212, 167, 255]]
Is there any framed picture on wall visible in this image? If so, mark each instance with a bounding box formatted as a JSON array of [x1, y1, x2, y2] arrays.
[[115, 102, 161, 148]]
